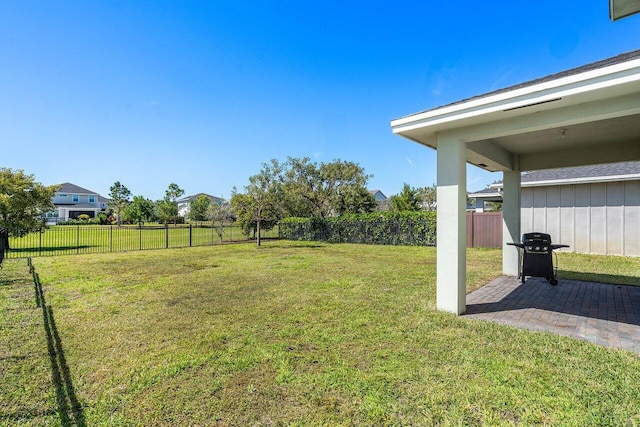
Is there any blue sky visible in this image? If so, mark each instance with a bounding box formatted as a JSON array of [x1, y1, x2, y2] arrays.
[[1, 1, 639, 201]]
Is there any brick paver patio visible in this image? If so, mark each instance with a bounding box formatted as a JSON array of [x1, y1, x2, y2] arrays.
[[465, 276, 640, 354]]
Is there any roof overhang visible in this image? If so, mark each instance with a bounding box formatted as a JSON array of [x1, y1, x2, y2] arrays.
[[610, 0, 640, 20], [391, 51, 640, 173]]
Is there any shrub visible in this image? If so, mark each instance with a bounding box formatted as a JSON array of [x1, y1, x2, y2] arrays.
[[279, 211, 436, 246]]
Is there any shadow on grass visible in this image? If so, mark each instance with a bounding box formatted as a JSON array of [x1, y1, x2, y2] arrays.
[[257, 241, 325, 249], [9, 245, 97, 254], [29, 258, 86, 427], [0, 276, 29, 287]]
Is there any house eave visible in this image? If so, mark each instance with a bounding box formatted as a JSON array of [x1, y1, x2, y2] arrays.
[[392, 53, 640, 131], [390, 52, 640, 165]]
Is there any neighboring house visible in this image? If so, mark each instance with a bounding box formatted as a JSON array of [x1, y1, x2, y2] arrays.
[[468, 187, 502, 212], [471, 161, 640, 256], [370, 189, 391, 211], [177, 193, 225, 217], [98, 195, 110, 211], [45, 183, 107, 224], [368, 189, 388, 202]]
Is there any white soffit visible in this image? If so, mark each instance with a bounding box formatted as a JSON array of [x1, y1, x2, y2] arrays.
[[391, 55, 640, 139]]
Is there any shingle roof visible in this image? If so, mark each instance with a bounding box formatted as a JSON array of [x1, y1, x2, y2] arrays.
[[58, 182, 98, 195], [521, 161, 640, 183], [368, 189, 387, 198], [469, 187, 502, 197], [489, 161, 640, 188], [398, 49, 640, 120]]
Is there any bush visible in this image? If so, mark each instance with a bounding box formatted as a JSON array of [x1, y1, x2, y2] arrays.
[[97, 213, 109, 225], [57, 215, 105, 226], [279, 211, 436, 246]]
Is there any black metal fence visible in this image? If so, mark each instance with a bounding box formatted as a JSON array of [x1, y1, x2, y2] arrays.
[[0, 227, 7, 265], [5, 224, 279, 259]]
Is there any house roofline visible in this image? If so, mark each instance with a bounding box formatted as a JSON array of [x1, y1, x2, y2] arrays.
[[489, 173, 640, 188], [392, 49, 640, 126]]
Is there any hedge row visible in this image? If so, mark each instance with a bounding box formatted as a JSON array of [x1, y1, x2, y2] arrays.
[[279, 211, 437, 246]]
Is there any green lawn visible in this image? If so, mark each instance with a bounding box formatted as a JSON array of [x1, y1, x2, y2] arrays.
[[1, 242, 639, 426]]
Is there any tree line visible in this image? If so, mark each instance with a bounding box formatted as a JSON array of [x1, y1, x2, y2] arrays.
[[230, 157, 437, 246], [106, 181, 229, 227], [1, 160, 439, 242]]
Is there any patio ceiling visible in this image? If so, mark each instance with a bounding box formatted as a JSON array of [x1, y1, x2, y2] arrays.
[[391, 50, 640, 172]]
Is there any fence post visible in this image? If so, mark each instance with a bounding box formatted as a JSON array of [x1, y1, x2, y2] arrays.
[[189, 224, 192, 247], [165, 224, 169, 249], [139, 223, 142, 251], [39, 227, 43, 256], [76, 225, 80, 254], [109, 225, 113, 252]]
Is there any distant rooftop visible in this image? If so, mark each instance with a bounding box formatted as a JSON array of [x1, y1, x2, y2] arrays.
[[57, 182, 99, 195], [178, 193, 225, 203]]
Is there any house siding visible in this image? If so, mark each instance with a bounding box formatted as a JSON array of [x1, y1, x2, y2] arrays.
[[521, 181, 640, 256]]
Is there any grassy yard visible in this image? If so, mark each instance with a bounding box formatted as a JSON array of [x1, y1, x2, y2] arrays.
[[1, 242, 639, 426]]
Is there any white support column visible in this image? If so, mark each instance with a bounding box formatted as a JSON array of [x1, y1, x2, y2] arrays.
[[502, 170, 521, 276], [436, 135, 467, 315]]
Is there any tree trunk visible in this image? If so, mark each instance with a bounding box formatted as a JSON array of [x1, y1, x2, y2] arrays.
[[257, 218, 261, 246]]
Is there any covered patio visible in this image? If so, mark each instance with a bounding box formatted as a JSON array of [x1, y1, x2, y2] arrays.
[[391, 50, 640, 317], [466, 276, 640, 354]]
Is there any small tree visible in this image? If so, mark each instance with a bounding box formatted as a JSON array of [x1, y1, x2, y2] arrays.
[[231, 160, 283, 246], [108, 181, 131, 227], [155, 198, 177, 224], [165, 183, 184, 225], [188, 195, 211, 226], [391, 183, 421, 212], [335, 185, 376, 215], [0, 168, 58, 237], [209, 202, 231, 242], [124, 196, 155, 225], [418, 184, 437, 211]]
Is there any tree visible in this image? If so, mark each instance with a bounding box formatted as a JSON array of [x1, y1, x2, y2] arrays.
[[155, 198, 177, 224], [231, 160, 283, 246], [165, 183, 184, 225], [0, 168, 58, 237], [485, 201, 503, 212], [209, 202, 232, 242], [335, 185, 376, 215], [107, 181, 131, 227], [390, 183, 421, 212], [281, 157, 374, 218], [124, 195, 155, 224], [188, 195, 211, 226], [418, 184, 437, 211]]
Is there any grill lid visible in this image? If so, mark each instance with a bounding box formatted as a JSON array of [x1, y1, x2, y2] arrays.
[[522, 232, 552, 253]]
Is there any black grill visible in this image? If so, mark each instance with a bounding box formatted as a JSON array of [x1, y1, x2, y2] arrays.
[[508, 232, 569, 285]]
